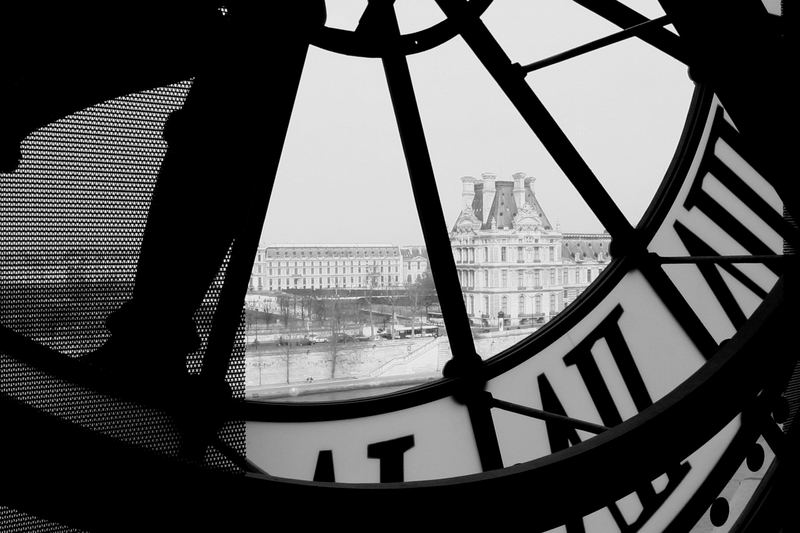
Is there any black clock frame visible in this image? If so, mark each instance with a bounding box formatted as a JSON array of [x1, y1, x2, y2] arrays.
[[1, 0, 798, 531]]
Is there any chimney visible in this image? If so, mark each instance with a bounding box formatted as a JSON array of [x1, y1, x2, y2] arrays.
[[512, 172, 526, 208], [481, 172, 496, 224], [525, 175, 537, 204], [460, 176, 476, 209]]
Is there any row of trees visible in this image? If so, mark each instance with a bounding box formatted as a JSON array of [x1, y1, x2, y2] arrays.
[[245, 275, 438, 380], [246, 275, 437, 332]]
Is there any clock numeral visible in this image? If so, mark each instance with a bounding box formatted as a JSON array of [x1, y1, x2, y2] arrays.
[[562, 305, 651, 427], [683, 111, 794, 266], [609, 463, 691, 533], [538, 374, 582, 452], [367, 434, 416, 483], [313, 434, 416, 483], [538, 305, 646, 448], [313, 450, 335, 482], [539, 305, 691, 532], [663, 107, 795, 337], [674, 221, 767, 330]]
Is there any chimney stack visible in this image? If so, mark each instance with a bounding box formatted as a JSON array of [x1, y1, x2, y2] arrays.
[[460, 176, 476, 209], [513, 172, 526, 208], [481, 172, 496, 224]]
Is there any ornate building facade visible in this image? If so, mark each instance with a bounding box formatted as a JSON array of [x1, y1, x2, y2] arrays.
[[451, 172, 610, 326], [249, 244, 403, 293], [249, 244, 430, 294]]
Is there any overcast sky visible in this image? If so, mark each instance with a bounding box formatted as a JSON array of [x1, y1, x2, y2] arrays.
[[261, 0, 696, 246]]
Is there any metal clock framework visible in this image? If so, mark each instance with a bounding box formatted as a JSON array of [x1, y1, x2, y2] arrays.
[[2, 1, 797, 531]]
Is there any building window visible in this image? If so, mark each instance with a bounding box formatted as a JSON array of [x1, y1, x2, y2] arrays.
[[518, 294, 525, 315], [501, 247, 507, 262], [534, 294, 541, 314], [501, 296, 508, 314], [588, 269, 593, 283], [550, 293, 557, 313], [534, 270, 540, 287], [550, 269, 556, 285], [501, 270, 507, 287]]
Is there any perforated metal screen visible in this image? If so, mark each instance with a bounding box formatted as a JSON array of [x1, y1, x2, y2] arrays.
[[1, 82, 246, 527], [0, 505, 84, 533]]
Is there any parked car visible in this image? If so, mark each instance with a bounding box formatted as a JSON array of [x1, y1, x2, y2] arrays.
[[330, 333, 355, 343], [307, 334, 328, 344]]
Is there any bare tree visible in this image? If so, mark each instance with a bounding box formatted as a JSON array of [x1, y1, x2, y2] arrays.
[[328, 294, 341, 378], [280, 320, 297, 384], [278, 293, 292, 328], [364, 265, 381, 337], [407, 273, 437, 336], [385, 280, 401, 336]]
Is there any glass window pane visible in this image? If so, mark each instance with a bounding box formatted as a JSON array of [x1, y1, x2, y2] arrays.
[[245, 46, 443, 402]]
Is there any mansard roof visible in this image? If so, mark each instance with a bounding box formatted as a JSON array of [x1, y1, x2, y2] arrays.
[[400, 246, 428, 259], [452, 174, 552, 233], [260, 245, 400, 258], [561, 233, 612, 261], [474, 179, 552, 231]]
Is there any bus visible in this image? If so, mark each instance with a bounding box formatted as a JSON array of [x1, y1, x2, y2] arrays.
[[393, 324, 440, 339]]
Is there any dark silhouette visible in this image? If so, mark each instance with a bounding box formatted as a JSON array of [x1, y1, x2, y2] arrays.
[[1, 2, 327, 457]]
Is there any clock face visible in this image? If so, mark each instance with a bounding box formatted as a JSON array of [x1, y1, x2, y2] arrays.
[[0, 1, 793, 532], [244, 2, 795, 531]]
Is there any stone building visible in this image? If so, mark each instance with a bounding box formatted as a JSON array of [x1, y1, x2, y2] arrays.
[[399, 245, 428, 285], [450, 172, 610, 326], [249, 244, 403, 293]]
